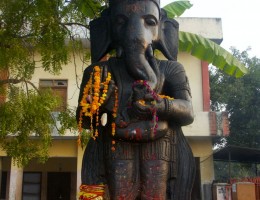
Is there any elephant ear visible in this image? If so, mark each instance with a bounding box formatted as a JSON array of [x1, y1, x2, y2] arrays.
[[90, 9, 111, 63], [154, 9, 179, 61]]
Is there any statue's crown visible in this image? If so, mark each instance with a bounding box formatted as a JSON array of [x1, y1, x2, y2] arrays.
[[109, 0, 160, 8]]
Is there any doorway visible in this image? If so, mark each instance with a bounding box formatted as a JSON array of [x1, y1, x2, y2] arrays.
[[47, 172, 71, 200]]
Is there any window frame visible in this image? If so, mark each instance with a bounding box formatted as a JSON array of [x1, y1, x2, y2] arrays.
[[39, 79, 68, 111], [22, 172, 42, 200]]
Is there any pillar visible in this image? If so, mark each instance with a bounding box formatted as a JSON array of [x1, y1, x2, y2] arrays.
[[201, 61, 210, 111], [8, 160, 23, 200], [76, 144, 85, 197]]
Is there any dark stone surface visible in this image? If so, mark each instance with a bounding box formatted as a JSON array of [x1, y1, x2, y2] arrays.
[[77, 1, 196, 199]]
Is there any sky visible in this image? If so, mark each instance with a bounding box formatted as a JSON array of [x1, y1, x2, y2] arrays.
[[161, 0, 260, 58]]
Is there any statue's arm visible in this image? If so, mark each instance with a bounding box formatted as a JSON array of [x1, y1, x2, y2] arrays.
[[76, 62, 115, 129], [158, 61, 194, 126]]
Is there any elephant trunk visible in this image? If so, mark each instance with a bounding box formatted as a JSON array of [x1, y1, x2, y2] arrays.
[[123, 40, 158, 90]]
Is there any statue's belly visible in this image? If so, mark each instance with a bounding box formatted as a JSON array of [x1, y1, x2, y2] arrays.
[[113, 121, 168, 142]]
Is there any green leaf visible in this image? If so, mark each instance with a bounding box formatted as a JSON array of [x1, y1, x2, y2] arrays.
[[75, 0, 102, 18], [179, 31, 248, 77], [163, 0, 193, 18]]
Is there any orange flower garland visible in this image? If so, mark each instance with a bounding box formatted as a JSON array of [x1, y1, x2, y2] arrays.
[[111, 87, 118, 151], [77, 66, 118, 199], [78, 66, 118, 146], [79, 184, 105, 200], [158, 94, 174, 100]]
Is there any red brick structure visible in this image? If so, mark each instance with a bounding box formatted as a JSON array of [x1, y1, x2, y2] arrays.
[[209, 111, 230, 136]]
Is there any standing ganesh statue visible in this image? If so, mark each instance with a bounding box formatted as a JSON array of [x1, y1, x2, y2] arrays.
[[76, 0, 195, 199]]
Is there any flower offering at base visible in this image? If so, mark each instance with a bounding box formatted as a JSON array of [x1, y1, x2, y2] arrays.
[[79, 184, 105, 200]]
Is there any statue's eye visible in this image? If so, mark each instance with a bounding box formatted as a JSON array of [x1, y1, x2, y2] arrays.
[[144, 16, 158, 26], [115, 15, 127, 25]]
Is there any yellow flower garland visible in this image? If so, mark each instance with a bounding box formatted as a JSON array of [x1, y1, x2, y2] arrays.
[[78, 66, 117, 145], [79, 184, 105, 200], [77, 66, 118, 199]]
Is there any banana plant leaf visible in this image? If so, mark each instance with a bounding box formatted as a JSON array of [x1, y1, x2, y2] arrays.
[[179, 31, 248, 77], [163, 0, 193, 18]]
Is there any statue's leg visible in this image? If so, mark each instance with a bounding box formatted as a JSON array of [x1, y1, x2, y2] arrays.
[[104, 140, 140, 200], [140, 133, 171, 200]]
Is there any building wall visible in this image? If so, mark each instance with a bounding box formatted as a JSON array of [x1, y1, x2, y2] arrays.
[[0, 141, 82, 200], [176, 17, 223, 43], [30, 54, 90, 109], [24, 157, 77, 200], [48, 139, 78, 157], [0, 149, 6, 156], [188, 137, 215, 183]]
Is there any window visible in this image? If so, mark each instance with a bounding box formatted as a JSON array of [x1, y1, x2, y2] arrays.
[[22, 172, 41, 200], [39, 79, 68, 135], [39, 79, 68, 111]]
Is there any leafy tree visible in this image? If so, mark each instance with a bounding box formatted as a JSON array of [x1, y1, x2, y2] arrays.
[[0, 0, 247, 166], [0, 0, 91, 165], [214, 161, 258, 181], [210, 48, 260, 148]]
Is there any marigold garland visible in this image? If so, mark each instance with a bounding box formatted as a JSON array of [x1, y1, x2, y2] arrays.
[[78, 66, 117, 146], [111, 87, 118, 151], [79, 184, 105, 200], [77, 68, 113, 200]]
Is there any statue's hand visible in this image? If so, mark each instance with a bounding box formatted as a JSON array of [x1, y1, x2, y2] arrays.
[[133, 95, 166, 118], [85, 66, 116, 112], [128, 82, 166, 120], [102, 80, 117, 112], [100, 66, 117, 112]]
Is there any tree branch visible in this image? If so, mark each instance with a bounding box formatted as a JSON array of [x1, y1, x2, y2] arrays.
[[0, 78, 39, 92], [24, 80, 39, 92], [0, 78, 22, 85], [62, 22, 89, 29], [11, 33, 35, 39]]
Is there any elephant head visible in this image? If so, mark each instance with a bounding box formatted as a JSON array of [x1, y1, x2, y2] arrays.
[[89, 0, 179, 90]]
